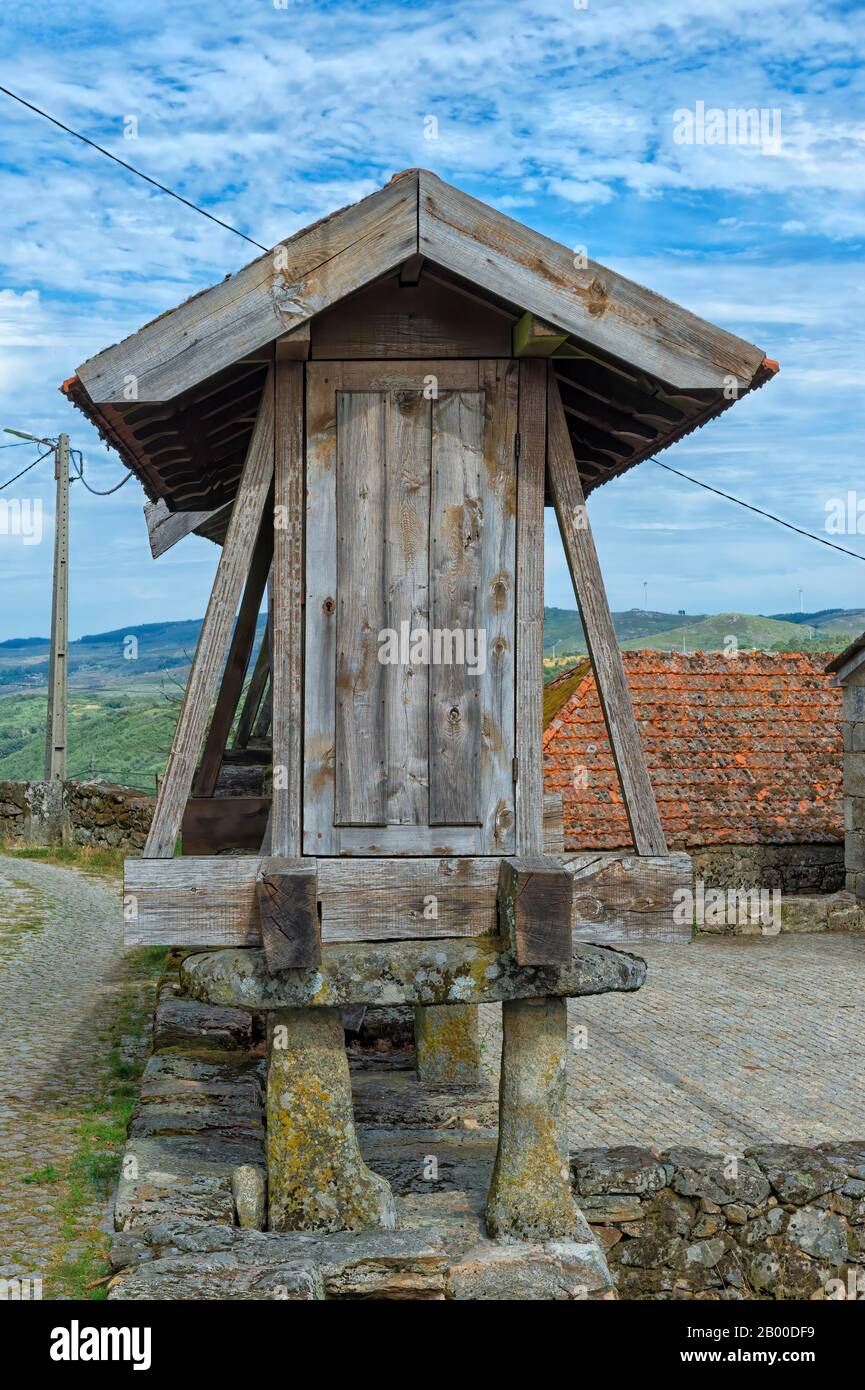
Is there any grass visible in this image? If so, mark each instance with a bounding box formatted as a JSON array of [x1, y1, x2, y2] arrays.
[[0, 837, 125, 880], [39, 944, 166, 1300]]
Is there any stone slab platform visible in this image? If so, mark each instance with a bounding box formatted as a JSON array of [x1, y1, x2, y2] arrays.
[[179, 936, 645, 1009]]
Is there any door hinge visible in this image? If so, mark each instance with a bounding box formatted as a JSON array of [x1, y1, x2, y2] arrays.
[[514, 431, 521, 462], [512, 755, 519, 783]]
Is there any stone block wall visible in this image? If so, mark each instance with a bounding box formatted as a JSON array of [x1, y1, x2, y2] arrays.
[[0, 778, 154, 852], [689, 843, 844, 896], [573, 1145, 865, 1299]]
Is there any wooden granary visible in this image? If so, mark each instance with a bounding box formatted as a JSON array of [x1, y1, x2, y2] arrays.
[[64, 170, 776, 1241]]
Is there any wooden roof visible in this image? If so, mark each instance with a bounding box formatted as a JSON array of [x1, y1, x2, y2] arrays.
[[61, 169, 778, 530]]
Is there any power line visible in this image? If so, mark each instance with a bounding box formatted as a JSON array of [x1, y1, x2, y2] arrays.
[[70, 449, 132, 496], [652, 457, 865, 564], [0, 447, 54, 491], [0, 84, 268, 253]]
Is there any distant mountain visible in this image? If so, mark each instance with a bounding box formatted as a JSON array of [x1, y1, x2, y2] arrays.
[[543, 607, 699, 654], [767, 608, 865, 635], [0, 616, 267, 697], [620, 612, 851, 655]]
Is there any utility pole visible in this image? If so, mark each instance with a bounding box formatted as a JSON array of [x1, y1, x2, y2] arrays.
[[45, 433, 69, 781]]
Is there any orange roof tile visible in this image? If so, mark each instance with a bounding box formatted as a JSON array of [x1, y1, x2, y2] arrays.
[[543, 650, 843, 851]]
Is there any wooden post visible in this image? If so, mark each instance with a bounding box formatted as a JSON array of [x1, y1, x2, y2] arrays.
[[271, 355, 305, 857], [45, 433, 69, 782], [233, 639, 270, 750], [256, 858, 320, 970], [498, 856, 574, 966], [143, 369, 275, 858], [546, 370, 667, 856], [515, 361, 546, 855]]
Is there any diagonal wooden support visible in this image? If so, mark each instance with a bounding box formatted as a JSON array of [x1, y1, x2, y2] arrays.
[[233, 638, 270, 751], [547, 369, 667, 856], [192, 523, 273, 797], [144, 367, 275, 857]]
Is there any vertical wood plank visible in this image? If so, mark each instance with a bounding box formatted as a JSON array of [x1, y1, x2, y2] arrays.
[[335, 391, 388, 825], [429, 389, 484, 824], [272, 358, 305, 856], [479, 359, 518, 851], [383, 390, 431, 825], [144, 368, 275, 858], [515, 360, 546, 856], [303, 364, 341, 853], [546, 371, 667, 856]]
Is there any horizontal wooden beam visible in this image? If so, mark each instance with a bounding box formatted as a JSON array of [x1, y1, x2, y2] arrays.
[[124, 851, 691, 948]]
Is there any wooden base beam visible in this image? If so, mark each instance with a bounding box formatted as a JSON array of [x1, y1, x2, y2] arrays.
[[123, 851, 692, 948]]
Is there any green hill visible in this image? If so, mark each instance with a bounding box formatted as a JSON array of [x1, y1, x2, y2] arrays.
[[0, 692, 177, 792], [543, 606, 698, 655], [620, 612, 850, 655]]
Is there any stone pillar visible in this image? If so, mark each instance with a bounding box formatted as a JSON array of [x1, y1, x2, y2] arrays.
[[414, 1003, 481, 1086], [486, 996, 576, 1240], [843, 674, 865, 901], [266, 1007, 396, 1233]]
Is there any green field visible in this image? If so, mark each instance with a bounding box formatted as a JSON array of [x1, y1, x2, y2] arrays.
[[0, 692, 177, 792], [0, 607, 857, 785]]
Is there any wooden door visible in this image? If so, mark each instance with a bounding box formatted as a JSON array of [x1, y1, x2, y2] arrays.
[[304, 360, 518, 855]]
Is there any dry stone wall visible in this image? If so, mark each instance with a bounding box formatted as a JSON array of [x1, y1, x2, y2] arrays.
[[0, 779, 154, 852], [573, 1144, 865, 1300]]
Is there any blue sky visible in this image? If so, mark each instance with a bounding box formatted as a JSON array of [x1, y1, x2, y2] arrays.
[[1, 0, 863, 639]]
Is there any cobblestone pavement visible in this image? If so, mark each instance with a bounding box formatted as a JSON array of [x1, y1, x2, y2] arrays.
[[0, 856, 123, 1291], [481, 933, 865, 1153]]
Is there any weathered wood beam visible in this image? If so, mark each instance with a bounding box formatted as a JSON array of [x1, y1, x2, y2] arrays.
[[276, 323, 311, 361], [233, 640, 270, 749], [498, 856, 574, 966], [144, 498, 230, 558], [143, 372, 275, 857], [77, 176, 418, 403], [271, 358, 304, 856], [192, 523, 273, 798], [513, 311, 567, 358], [515, 360, 547, 855], [418, 172, 765, 391], [256, 858, 320, 970], [398, 253, 425, 287], [547, 370, 667, 856], [123, 850, 691, 948]]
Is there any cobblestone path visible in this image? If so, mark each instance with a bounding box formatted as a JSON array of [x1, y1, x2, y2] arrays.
[[0, 855, 126, 1295], [481, 933, 865, 1152]]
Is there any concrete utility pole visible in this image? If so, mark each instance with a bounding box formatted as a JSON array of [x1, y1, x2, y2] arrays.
[[45, 433, 69, 781]]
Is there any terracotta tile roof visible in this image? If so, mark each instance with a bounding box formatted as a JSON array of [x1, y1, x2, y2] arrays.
[[543, 651, 842, 850]]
